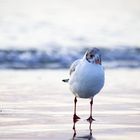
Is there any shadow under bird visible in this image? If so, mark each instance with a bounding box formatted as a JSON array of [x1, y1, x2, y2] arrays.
[[62, 48, 105, 122]]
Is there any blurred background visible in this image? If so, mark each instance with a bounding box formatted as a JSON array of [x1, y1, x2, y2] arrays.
[[0, 0, 140, 69]]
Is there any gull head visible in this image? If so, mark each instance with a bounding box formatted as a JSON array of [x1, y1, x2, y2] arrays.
[[85, 48, 101, 65]]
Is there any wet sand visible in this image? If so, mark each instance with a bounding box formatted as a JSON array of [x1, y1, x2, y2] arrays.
[[0, 69, 140, 140]]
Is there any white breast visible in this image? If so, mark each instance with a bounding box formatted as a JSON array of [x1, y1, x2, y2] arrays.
[[69, 60, 105, 98]]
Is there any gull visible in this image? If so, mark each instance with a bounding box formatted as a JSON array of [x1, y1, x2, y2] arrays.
[[62, 48, 105, 122]]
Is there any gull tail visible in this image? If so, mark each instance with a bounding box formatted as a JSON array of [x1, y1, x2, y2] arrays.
[[62, 79, 69, 83]]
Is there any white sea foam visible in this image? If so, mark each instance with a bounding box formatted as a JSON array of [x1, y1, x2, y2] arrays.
[[0, 47, 139, 69]]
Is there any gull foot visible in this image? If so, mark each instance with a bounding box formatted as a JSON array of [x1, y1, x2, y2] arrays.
[[73, 114, 80, 122], [86, 116, 95, 122]]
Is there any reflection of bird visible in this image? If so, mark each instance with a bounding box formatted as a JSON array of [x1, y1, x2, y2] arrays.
[[63, 48, 105, 122]]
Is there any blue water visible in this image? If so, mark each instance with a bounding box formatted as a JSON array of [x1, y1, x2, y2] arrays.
[[0, 47, 139, 69]]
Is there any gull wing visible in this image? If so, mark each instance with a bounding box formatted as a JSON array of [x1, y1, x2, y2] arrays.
[[62, 59, 81, 83], [69, 59, 81, 75]]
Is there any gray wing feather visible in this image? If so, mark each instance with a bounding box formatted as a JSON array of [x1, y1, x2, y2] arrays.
[[69, 59, 81, 75]]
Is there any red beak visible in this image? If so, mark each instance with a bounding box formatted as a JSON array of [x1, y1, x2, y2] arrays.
[[95, 58, 101, 64]]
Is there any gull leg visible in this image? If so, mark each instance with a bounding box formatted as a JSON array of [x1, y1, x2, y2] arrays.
[[73, 97, 80, 121], [87, 97, 95, 122]]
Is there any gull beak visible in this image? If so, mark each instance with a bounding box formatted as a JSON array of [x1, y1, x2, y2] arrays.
[[95, 56, 101, 64]]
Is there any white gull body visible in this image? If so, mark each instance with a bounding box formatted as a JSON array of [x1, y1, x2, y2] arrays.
[[69, 56, 105, 98]]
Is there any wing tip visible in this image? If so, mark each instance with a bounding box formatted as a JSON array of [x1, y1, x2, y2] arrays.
[[62, 79, 69, 82]]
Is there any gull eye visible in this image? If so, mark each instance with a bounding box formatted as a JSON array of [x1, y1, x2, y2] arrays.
[[90, 54, 94, 58]]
